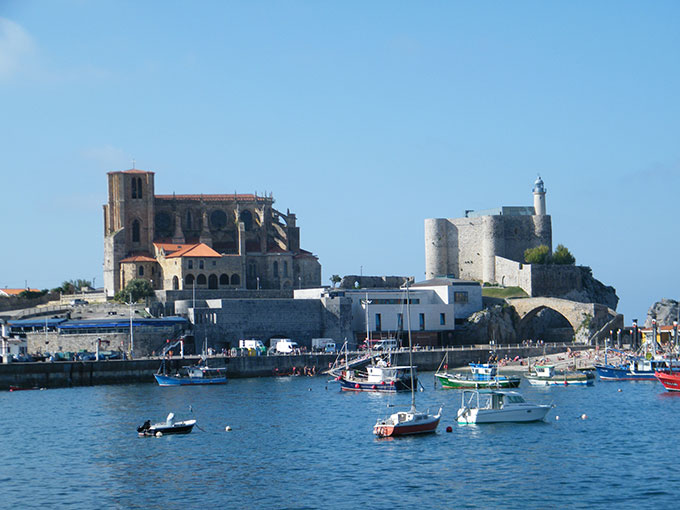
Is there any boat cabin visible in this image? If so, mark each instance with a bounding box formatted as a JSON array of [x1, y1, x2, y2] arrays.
[[469, 363, 497, 381], [533, 365, 555, 378], [462, 390, 527, 410]]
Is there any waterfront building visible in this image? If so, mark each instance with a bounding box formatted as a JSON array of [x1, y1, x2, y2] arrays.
[[103, 168, 321, 297], [295, 278, 482, 348]]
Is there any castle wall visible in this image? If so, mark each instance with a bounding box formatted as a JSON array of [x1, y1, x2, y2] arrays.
[[530, 265, 584, 298], [424, 214, 553, 284]]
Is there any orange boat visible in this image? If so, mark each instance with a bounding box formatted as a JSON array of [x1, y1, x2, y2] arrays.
[[654, 370, 680, 392]]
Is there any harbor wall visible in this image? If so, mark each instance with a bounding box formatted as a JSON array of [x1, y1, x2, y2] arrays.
[[0, 344, 586, 390]]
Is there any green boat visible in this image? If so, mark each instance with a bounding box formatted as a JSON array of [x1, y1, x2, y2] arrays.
[[435, 363, 521, 389]]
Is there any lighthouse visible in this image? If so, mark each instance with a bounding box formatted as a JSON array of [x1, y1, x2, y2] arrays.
[[533, 175, 546, 216]]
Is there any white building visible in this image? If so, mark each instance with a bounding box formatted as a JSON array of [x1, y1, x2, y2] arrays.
[[295, 278, 482, 347]]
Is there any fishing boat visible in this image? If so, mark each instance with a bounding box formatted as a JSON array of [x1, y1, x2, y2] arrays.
[[525, 364, 594, 386], [456, 389, 552, 424], [154, 363, 227, 386], [334, 357, 416, 392], [154, 338, 227, 386], [435, 361, 520, 389], [654, 370, 680, 391], [137, 413, 196, 436], [374, 283, 441, 437], [595, 349, 680, 381]]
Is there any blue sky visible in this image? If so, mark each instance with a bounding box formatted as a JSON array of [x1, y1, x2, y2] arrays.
[[1, 1, 679, 323]]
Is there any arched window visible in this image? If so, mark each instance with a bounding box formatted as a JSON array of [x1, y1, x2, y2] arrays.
[[248, 262, 256, 278], [219, 274, 229, 286], [231, 274, 240, 285], [137, 178, 143, 199], [138, 266, 144, 276], [197, 274, 207, 285], [283, 261, 288, 277], [132, 220, 141, 243], [240, 210, 253, 231], [131, 178, 137, 199], [172, 276, 179, 290], [186, 210, 192, 230], [273, 261, 279, 277], [185, 274, 195, 286], [208, 274, 218, 289]]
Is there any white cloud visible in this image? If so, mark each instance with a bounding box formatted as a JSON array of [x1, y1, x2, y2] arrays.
[[0, 17, 36, 79]]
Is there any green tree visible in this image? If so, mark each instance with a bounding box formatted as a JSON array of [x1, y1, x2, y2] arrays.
[[18, 289, 47, 299], [552, 244, 575, 265], [114, 279, 155, 303], [329, 274, 341, 288], [524, 244, 551, 264], [51, 279, 93, 294]]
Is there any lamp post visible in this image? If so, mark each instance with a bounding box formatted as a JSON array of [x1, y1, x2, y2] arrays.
[[256, 277, 260, 290], [128, 297, 134, 359]]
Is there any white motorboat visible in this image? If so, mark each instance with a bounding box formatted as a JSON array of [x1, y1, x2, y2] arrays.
[[456, 390, 551, 424]]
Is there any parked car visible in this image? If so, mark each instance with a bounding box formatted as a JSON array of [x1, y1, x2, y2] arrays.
[[70, 299, 89, 306]]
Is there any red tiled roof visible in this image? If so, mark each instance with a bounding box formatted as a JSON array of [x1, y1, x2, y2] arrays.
[[120, 255, 157, 263], [0, 288, 41, 296], [166, 243, 221, 258], [294, 249, 317, 259], [154, 242, 192, 254], [155, 194, 271, 202]]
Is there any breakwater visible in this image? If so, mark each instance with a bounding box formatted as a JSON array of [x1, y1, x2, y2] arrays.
[[0, 344, 584, 390]]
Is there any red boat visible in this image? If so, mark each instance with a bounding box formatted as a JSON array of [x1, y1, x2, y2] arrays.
[[654, 371, 680, 391]]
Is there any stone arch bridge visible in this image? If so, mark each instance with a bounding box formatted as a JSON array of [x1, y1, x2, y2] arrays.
[[506, 297, 623, 344]]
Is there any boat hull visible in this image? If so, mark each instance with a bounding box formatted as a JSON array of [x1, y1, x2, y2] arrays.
[[457, 405, 551, 424], [655, 371, 680, 391], [338, 376, 414, 393], [374, 415, 440, 437], [595, 365, 657, 381], [435, 373, 520, 389], [154, 374, 227, 386], [525, 372, 594, 386], [139, 419, 196, 436]]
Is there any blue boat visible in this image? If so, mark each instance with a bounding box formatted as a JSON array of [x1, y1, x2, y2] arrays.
[[154, 361, 227, 386], [594, 349, 680, 381]]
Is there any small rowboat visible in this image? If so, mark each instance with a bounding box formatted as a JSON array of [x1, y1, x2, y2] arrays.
[[137, 413, 196, 436]]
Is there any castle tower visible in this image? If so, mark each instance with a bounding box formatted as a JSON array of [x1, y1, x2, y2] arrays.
[[533, 175, 546, 216]]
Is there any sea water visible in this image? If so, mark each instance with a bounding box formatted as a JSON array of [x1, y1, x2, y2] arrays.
[[1, 374, 678, 509]]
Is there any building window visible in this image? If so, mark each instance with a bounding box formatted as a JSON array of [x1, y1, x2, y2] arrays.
[[188, 260, 193, 269], [208, 274, 218, 289], [231, 274, 240, 285], [186, 210, 192, 230], [397, 313, 403, 330], [212, 260, 216, 267], [131, 178, 137, 199], [172, 276, 179, 290], [137, 177, 143, 199], [199, 260, 204, 270], [185, 274, 195, 286], [375, 313, 382, 332], [197, 274, 207, 285], [419, 313, 425, 331], [138, 266, 144, 276], [283, 261, 289, 277], [454, 292, 468, 304], [440, 313, 446, 326], [273, 261, 279, 277], [132, 220, 140, 243], [219, 274, 229, 286]]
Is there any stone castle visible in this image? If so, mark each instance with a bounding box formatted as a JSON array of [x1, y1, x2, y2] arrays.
[[425, 176, 551, 285], [103, 169, 321, 297]]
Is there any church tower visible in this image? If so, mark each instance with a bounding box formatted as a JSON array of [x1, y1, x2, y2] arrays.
[[533, 175, 546, 216], [103, 168, 156, 296]]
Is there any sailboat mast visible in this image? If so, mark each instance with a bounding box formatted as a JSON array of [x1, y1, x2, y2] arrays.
[[406, 282, 415, 410]]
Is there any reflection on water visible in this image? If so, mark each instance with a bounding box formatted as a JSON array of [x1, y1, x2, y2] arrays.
[[2, 374, 680, 509]]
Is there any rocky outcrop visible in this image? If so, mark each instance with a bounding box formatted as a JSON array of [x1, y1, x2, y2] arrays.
[[645, 298, 680, 327], [455, 304, 519, 344], [555, 267, 618, 310]]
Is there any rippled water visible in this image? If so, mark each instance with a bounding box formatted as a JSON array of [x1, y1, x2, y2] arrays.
[[1, 373, 679, 509]]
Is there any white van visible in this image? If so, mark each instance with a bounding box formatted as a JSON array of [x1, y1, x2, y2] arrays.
[[373, 339, 398, 350], [273, 339, 299, 354], [239, 339, 266, 353]]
